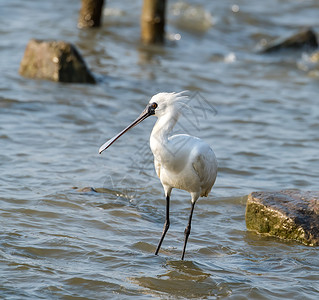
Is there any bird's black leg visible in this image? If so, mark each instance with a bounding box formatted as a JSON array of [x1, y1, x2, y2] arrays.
[[155, 195, 170, 255], [181, 202, 196, 260]]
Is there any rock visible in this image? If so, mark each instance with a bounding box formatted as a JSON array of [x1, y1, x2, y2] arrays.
[[19, 39, 96, 83], [245, 190, 319, 246], [258, 28, 318, 53]]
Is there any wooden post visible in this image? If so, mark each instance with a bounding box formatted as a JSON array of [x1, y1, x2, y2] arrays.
[[141, 0, 166, 44], [78, 0, 105, 28]]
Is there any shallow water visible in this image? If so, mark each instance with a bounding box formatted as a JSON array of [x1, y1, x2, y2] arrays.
[[1, 0, 319, 299]]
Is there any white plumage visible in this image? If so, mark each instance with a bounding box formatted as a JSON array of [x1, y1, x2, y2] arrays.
[[99, 92, 218, 260]]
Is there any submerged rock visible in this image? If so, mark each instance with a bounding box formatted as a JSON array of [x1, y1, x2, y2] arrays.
[[258, 28, 318, 53], [297, 50, 319, 77], [75, 187, 97, 193], [170, 2, 213, 32], [245, 190, 319, 246], [73, 186, 119, 195], [19, 39, 96, 83]]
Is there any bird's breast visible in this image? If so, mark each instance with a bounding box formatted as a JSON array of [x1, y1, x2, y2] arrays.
[[151, 134, 195, 173]]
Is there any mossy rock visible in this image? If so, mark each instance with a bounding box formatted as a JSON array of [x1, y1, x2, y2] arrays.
[[19, 39, 96, 83], [245, 190, 319, 246]]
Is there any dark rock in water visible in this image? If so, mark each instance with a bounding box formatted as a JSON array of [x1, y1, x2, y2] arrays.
[[19, 39, 96, 83], [245, 190, 319, 246], [258, 28, 318, 53]]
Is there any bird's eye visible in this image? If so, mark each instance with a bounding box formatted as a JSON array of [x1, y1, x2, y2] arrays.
[[151, 102, 158, 109]]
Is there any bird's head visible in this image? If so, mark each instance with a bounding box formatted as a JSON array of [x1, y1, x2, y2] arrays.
[[99, 91, 188, 154], [148, 91, 189, 118]]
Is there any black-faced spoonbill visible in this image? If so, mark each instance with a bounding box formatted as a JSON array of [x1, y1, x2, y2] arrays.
[[99, 92, 218, 260]]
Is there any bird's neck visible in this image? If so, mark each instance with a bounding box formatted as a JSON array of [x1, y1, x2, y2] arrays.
[[151, 111, 179, 143], [150, 112, 180, 163]]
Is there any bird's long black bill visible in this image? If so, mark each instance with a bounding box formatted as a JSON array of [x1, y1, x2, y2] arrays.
[[99, 106, 151, 154]]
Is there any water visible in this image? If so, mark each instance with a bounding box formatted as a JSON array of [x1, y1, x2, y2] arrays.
[[1, 0, 319, 299]]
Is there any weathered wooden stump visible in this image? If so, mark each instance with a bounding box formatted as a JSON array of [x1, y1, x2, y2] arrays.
[[19, 39, 96, 83], [141, 0, 166, 44], [246, 190, 319, 246], [259, 28, 318, 53], [78, 0, 105, 28]]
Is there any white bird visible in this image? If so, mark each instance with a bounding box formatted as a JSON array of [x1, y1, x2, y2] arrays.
[[99, 92, 218, 260]]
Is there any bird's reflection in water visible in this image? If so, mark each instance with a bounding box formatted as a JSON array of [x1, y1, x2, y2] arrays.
[[131, 259, 230, 298]]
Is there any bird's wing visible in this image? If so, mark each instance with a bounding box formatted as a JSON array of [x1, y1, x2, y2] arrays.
[[192, 153, 206, 183], [192, 147, 217, 197]]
